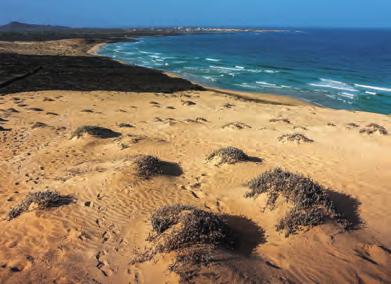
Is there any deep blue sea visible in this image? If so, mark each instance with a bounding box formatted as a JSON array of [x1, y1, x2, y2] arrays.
[[99, 29, 391, 114]]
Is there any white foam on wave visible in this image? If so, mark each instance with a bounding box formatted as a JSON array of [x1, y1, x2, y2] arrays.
[[139, 50, 161, 55], [339, 92, 356, 99], [210, 65, 242, 72], [309, 78, 358, 92], [206, 58, 221, 62], [243, 69, 261, 73], [365, 91, 377, 95], [202, 75, 217, 82], [235, 83, 258, 89], [263, 69, 279, 74], [354, 84, 391, 92], [255, 81, 284, 89]]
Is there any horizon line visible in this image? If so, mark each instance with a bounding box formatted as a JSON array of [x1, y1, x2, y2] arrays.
[[1, 21, 391, 30]]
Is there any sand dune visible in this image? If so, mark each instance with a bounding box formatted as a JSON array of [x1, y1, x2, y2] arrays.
[[0, 87, 391, 283]]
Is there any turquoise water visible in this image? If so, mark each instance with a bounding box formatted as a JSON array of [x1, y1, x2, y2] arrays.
[[99, 30, 391, 114]]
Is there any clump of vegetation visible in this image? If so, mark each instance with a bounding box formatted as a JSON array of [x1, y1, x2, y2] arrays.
[[31, 122, 48, 129], [278, 133, 314, 144], [168, 246, 216, 283], [269, 118, 291, 124], [118, 123, 134, 128], [7, 191, 74, 220], [276, 207, 328, 235], [28, 107, 44, 112], [71, 125, 121, 139], [206, 147, 250, 165], [149, 205, 236, 254], [81, 109, 94, 113], [134, 155, 182, 179], [245, 168, 348, 236], [134, 155, 164, 179], [184, 117, 208, 124], [359, 123, 388, 135], [130, 205, 239, 283], [195, 117, 207, 123], [182, 100, 196, 106], [222, 103, 235, 109], [222, 121, 251, 130], [346, 122, 359, 128], [6, 108, 19, 113]]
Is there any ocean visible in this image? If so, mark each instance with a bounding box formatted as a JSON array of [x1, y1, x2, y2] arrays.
[[98, 29, 391, 114]]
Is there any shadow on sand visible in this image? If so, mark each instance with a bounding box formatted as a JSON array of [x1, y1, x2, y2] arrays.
[[222, 214, 266, 256], [327, 190, 362, 230]]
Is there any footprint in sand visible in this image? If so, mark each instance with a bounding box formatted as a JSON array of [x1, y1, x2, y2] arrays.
[[96, 250, 112, 277], [356, 244, 391, 266]]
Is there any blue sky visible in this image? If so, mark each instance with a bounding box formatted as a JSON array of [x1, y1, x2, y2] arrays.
[[1, 0, 391, 28]]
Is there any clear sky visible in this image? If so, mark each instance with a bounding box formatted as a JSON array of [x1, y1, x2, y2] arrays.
[[1, 0, 391, 28]]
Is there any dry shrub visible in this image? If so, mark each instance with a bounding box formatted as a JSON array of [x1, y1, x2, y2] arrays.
[[182, 100, 196, 106], [134, 155, 182, 179], [28, 107, 44, 112], [81, 109, 94, 113], [134, 205, 276, 283], [149, 205, 236, 253], [346, 122, 359, 128], [132, 206, 237, 277], [7, 191, 74, 220], [278, 133, 314, 143], [269, 118, 291, 124], [184, 117, 208, 124], [222, 103, 235, 109], [206, 147, 250, 165], [135, 155, 164, 179], [118, 123, 134, 128], [168, 245, 216, 283], [359, 123, 388, 135], [222, 121, 251, 130], [32, 122, 48, 129], [72, 125, 121, 139], [246, 168, 349, 236]]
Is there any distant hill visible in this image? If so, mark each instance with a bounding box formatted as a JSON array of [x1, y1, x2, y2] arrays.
[[0, 21, 70, 32]]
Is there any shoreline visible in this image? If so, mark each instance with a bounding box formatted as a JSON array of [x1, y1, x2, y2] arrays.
[[91, 40, 309, 108]]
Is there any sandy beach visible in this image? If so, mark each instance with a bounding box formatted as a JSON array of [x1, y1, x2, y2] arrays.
[[1, 38, 391, 283]]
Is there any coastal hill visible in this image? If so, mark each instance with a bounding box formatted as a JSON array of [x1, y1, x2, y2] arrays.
[[0, 21, 181, 42], [0, 21, 70, 32]]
